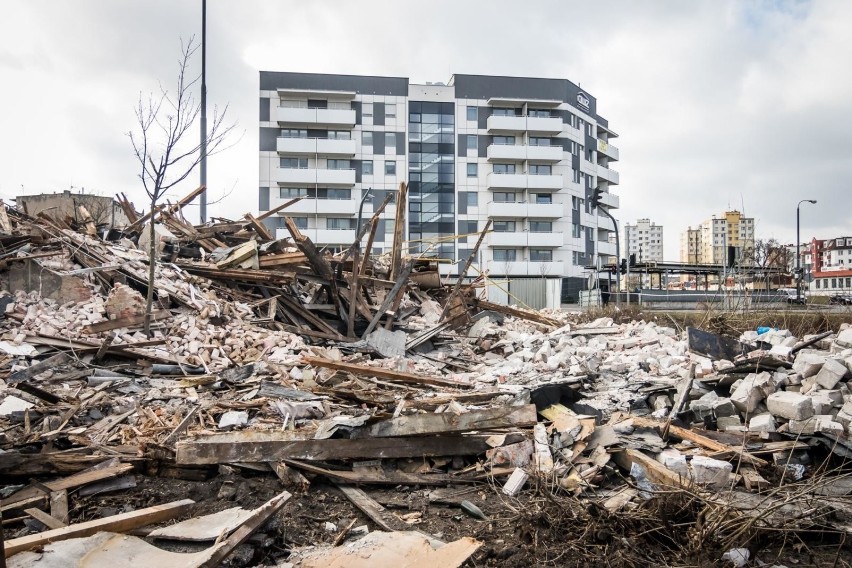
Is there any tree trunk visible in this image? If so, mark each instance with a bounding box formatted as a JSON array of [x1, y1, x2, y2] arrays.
[[144, 197, 158, 337]]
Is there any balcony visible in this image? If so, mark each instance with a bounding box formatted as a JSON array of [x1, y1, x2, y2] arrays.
[[526, 116, 563, 134], [273, 198, 356, 215], [528, 261, 564, 276], [487, 202, 524, 218], [598, 192, 620, 209], [486, 115, 527, 132], [597, 166, 620, 185], [276, 137, 356, 156], [275, 106, 356, 128], [526, 202, 564, 218], [526, 145, 563, 161], [597, 139, 620, 161], [528, 232, 564, 247], [275, 168, 356, 186], [486, 144, 527, 161], [486, 172, 563, 191], [490, 232, 528, 247], [274, 227, 357, 244], [597, 241, 617, 257]]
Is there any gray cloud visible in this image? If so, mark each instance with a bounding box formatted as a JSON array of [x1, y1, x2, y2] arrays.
[[0, 0, 849, 254]]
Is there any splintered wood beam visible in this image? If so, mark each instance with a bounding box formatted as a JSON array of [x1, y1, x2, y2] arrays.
[[4, 499, 194, 558], [362, 259, 413, 338], [440, 219, 491, 321], [389, 182, 407, 282], [176, 433, 498, 464], [360, 216, 381, 275], [303, 355, 471, 389], [256, 196, 306, 221], [243, 213, 273, 241], [352, 404, 537, 438], [473, 299, 560, 327]]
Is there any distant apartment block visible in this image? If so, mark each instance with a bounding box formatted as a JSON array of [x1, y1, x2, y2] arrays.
[[679, 210, 755, 265], [258, 72, 621, 307], [625, 218, 663, 262], [806, 236, 852, 294]]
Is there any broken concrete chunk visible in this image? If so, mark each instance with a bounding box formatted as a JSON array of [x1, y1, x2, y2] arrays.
[[501, 467, 529, 497], [690, 456, 733, 490], [836, 328, 852, 349], [365, 328, 407, 358], [717, 415, 744, 432], [767, 391, 814, 421], [814, 358, 849, 389], [218, 411, 248, 430], [730, 372, 774, 413], [788, 415, 845, 436], [792, 352, 827, 378], [0, 395, 35, 416], [748, 414, 777, 433]]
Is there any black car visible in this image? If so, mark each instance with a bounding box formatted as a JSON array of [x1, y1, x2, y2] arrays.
[[829, 295, 852, 305]]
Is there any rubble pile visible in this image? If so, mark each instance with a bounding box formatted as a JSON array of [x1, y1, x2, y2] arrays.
[[0, 187, 851, 566]]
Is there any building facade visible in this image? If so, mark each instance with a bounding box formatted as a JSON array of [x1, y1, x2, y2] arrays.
[[806, 236, 852, 295], [625, 218, 663, 263], [679, 210, 755, 265], [258, 72, 620, 307]]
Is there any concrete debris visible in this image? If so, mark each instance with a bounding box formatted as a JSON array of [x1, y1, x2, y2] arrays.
[[1, 189, 852, 565]]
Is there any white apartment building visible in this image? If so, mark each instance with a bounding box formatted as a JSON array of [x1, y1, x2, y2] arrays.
[[258, 72, 620, 307], [679, 210, 755, 265], [624, 218, 664, 263]]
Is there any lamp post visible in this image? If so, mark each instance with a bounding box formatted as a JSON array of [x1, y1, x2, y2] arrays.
[[796, 199, 817, 303]]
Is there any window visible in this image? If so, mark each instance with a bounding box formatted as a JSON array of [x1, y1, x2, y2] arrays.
[[281, 129, 307, 138], [385, 104, 396, 119], [493, 220, 516, 232], [572, 196, 583, 210], [530, 221, 552, 233], [529, 164, 552, 175], [492, 108, 517, 116], [280, 157, 308, 169], [307, 99, 327, 109], [493, 136, 515, 145], [291, 217, 308, 229], [534, 194, 552, 204], [467, 106, 478, 121], [327, 159, 351, 170], [279, 187, 308, 199], [847, 277, 851, 287], [467, 135, 478, 150], [323, 188, 351, 200], [529, 137, 551, 146], [573, 170, 581, 183], [362, 132, 373, 147], [467, 163, 478, 177], [816, 279, 821, 289], [493, 249, 517, 262], [328, 130, 350, 140], [362, 160, 374, 175], [385, 160, 396, 175], [528, 109, 550, 118], [466, 192, 478, 206], [530, 249, 553, 262], [494, 192, 516, 203], [493, 163, 516, 174], [385, 132, 396, 151], [572, 223, 581, 238], [832, 278, 837, 288], [363, 103, 373, 118], [327, 218, 356, 230]]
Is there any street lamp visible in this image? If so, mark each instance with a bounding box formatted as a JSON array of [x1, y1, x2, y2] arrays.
[[796, 199, 817, 303]]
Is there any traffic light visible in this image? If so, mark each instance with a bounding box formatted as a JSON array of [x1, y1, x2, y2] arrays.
[[620, 258, 627, 272], [590, 187, 604, 208]]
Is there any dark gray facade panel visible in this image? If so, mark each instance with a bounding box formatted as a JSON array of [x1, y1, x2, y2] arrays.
[[585, 134, 597, 153], [307, 129, 326, 138], [373, 102, 385, 126], [458, 197, 467, 215], [457, 135, 467, 157], [558, 138, 573, 152], [372, 190, 388, 209], [477, 107, 489, 129], [478, 135, 489, 158], [352, 101, 362, 125], [373, 132, 385, 155], [572, 154, 580, 170], [586, 232, 594, 256], [260, 71, 408, 96], [572, 208, 580, 225], [259, 187, 270, 211], [353, 160, 362, 183], [453, 74, 597, 117], [259, 98, 270, 121], [396, 133, 406, 155], [376, 219, 386, 235], [259, 127, 278, 151]]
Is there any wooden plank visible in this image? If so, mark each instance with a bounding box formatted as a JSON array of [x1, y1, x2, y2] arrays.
[[244, 213, 273, 241], [176, 433, 504, 465], [361, 260, 413, 338], [162, 406, 199, 446], [198, 490, 292, 568], [354, 404, 537, 438], [8, 353, 72, 385], [283, 459, 470, 486], [612, 449, 688, 489], [389, 182, 407, 282], [49, 491, 68, 525], [82, 310, 171, 334], [473, 299, 559, 327], [333, 482, 406, 531], [256, 196, 306, 221], [631, 417, 768, 468], [1, 463, 134, 510], [24, 507, 66, 530], [303, 355, 472, 389], [740, 466, 770, 491], [4, 499, 193, 558]]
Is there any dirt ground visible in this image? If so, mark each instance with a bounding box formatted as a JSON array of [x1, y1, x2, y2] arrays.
[[42, 469, 852, 568]]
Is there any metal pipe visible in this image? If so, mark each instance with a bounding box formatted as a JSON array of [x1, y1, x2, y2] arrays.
[[199, 0, 208, 223]]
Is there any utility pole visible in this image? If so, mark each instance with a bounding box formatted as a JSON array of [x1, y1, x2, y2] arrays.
[[199, 0, 208, 223], [591, 187, 620, 307], [796, 199, 817, 303]]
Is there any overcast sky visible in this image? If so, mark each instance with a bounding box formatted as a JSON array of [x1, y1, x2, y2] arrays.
[[1, 0, 850, 258]]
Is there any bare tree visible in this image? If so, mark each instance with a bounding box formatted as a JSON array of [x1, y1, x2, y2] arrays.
[[128, 36, 235, 335], [741, 238, 789, 289]]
